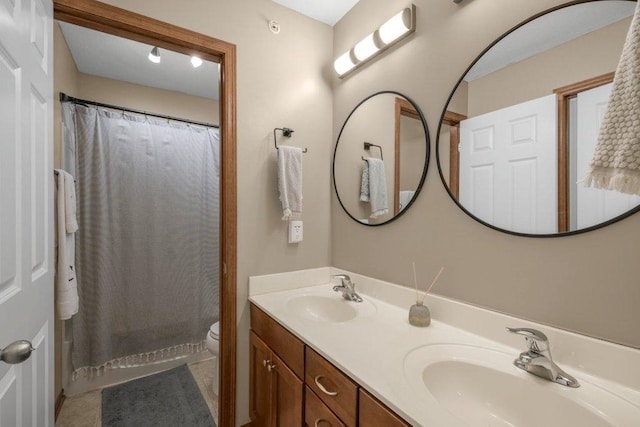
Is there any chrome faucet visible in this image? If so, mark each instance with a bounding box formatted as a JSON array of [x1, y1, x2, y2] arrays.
[[507, 327, 579, 388], [331, 274, 363, 303]]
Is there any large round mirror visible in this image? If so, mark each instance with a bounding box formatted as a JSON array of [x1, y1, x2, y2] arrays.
[[437, 0, 640, 236], [334, 92, 429, 225]]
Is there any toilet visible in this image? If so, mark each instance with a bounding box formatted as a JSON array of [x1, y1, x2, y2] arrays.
[[206, 321, 220, 395]]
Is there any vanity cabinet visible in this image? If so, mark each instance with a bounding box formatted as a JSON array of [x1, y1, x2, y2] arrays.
[[250, 305, 305, 427], [304, 386, 345, 427], [358, 389, 410, 427], [305, 348, 358, 427], [250, 304, 409, 427]]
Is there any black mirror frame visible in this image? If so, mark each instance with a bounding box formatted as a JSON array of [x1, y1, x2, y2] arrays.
[[435, 0, 640, 238], [333, 91, 430, 226]]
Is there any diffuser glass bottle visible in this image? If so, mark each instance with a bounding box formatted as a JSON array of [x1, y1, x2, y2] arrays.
[[409, 301, 431, 327], [409, 263, 443, 328]]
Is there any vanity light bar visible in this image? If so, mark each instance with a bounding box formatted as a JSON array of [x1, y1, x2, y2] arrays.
[[334, 4, 416, 78]]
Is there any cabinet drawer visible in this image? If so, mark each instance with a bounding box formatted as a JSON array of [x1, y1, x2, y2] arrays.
[[305, 386, 345, 427], [251, 304, 305, 379], [358, 389, 409, 427], [305, 348, 358, 427]]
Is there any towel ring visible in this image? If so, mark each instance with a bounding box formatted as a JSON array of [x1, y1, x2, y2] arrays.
[[274, 127, 308, 153], [362, 141, 383, 160]]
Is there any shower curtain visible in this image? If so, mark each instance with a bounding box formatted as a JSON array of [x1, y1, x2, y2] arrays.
[[62, 103, 220, 378]]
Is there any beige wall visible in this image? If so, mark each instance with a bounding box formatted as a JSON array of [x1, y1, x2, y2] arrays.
[[399, 115, 426, 193], [333, 0, 640, 354], [78, 73, 218, 125], [467, 17, 630, 117], [83, 1, 333, 424]]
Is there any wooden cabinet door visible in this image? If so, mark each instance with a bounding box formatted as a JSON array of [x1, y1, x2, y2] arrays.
[[250, 331, 273, 426], [358, 389, 410, 427], [271, 352, 303, 427]]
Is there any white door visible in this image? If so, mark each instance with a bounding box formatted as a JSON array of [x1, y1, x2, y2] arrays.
[[576, 83, 640, 229], [0, 0, 54, 425], [459, 94, 557, 233]]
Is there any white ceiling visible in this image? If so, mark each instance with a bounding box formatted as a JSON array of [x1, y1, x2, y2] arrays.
[[465, 1, 636, 82], [58, 22, 219, 100], [271, 0, 360, 26]]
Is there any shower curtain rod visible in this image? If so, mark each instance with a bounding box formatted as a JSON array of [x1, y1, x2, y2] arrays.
[[59, 93, 219, 129]]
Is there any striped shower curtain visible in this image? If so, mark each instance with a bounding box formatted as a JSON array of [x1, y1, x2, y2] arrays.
[[62, 103, 219, 378]]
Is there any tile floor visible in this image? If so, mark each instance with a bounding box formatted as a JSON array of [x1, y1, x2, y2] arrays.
[[56, 358, 218, 426]]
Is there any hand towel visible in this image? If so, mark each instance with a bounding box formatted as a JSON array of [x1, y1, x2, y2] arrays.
[[64, 172, 78, 233], [360, 160, 370, 202], [399, 190, 415, 212], [277, 146, 303, 220], [364, 158, 389, 218], [55, 169, 79, 320], [585, 2, 640, 194]]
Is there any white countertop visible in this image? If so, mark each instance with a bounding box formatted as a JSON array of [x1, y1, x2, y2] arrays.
[[248, 267, 640, 426]]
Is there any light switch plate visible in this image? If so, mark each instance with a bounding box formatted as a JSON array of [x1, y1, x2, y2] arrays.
[[288, 220, 303, 243]]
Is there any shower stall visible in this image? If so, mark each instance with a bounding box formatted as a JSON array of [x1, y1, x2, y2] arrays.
[[60, 96, 220, 394]]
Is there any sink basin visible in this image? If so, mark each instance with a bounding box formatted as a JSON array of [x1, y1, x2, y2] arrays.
[[286, 295, 375, 323], [404, 344, 640, 426]]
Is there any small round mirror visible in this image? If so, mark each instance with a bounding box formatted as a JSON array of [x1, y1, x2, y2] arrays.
[[437, 0, 640, 236], [333, 92, 430, 225]]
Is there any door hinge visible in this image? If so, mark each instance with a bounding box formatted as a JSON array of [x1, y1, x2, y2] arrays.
[[223, 263, 227, 275]]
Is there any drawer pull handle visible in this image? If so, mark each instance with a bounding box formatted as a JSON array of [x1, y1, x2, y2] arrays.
[[314, 418, 331, 427], [314, 375, 338, 396]]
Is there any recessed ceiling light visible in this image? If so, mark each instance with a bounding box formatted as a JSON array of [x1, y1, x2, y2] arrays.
[[148, 47, 160, 63], [191, 56, 203, 68]]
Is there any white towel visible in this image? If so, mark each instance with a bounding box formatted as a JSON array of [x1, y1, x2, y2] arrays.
[[585, 2, 640, 194], [399, 190, 415, 212], [360, 160, 370, 202], [364, 158, 389, 218], [64, 173, 78, 233], [277, 146, 303, 220], [55, 169, 79, 320]]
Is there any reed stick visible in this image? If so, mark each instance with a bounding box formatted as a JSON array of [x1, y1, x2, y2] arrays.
[[419, 266, 445, 304], [412, 261, 419, 302]]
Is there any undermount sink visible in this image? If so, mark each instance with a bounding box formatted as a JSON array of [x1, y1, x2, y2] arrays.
[[286, 294, 375, 323], [404, 344, 640, 426]]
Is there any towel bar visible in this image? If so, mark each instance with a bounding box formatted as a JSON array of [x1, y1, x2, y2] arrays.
[[274, 127, 307, 153], [361, 141, 383, 160]]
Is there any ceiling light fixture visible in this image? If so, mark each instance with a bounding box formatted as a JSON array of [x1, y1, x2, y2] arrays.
[[353, 33, 379, 61], [334, 51, 357, 75], [378, 8, 413, 45], [190, 56, 203, 68], [334, 4, 416, 78], [148, 46, 160, 63]]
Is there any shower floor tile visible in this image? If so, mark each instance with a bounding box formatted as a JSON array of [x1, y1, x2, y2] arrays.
[[55, 358, 218, 426]]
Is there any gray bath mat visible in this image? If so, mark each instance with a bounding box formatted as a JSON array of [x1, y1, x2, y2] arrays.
[[102, 364, 216, 426]]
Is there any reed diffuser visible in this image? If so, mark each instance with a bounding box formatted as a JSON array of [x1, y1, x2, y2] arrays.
[[409, 263, 444, 327]]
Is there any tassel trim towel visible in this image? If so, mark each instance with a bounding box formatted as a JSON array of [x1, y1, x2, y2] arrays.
[[55, 169, 79, 320], [585, 2, 640, 195], [277, 146, 303, 220]]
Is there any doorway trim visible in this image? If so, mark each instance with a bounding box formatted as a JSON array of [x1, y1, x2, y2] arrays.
[[442, 111, 467, 199], [553, 72, 614, 232], [394, 97, 421, 215], [52, 1, 237, 425]]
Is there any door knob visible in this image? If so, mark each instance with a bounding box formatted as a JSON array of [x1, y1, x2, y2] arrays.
[[1, 340, 35, 364]]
